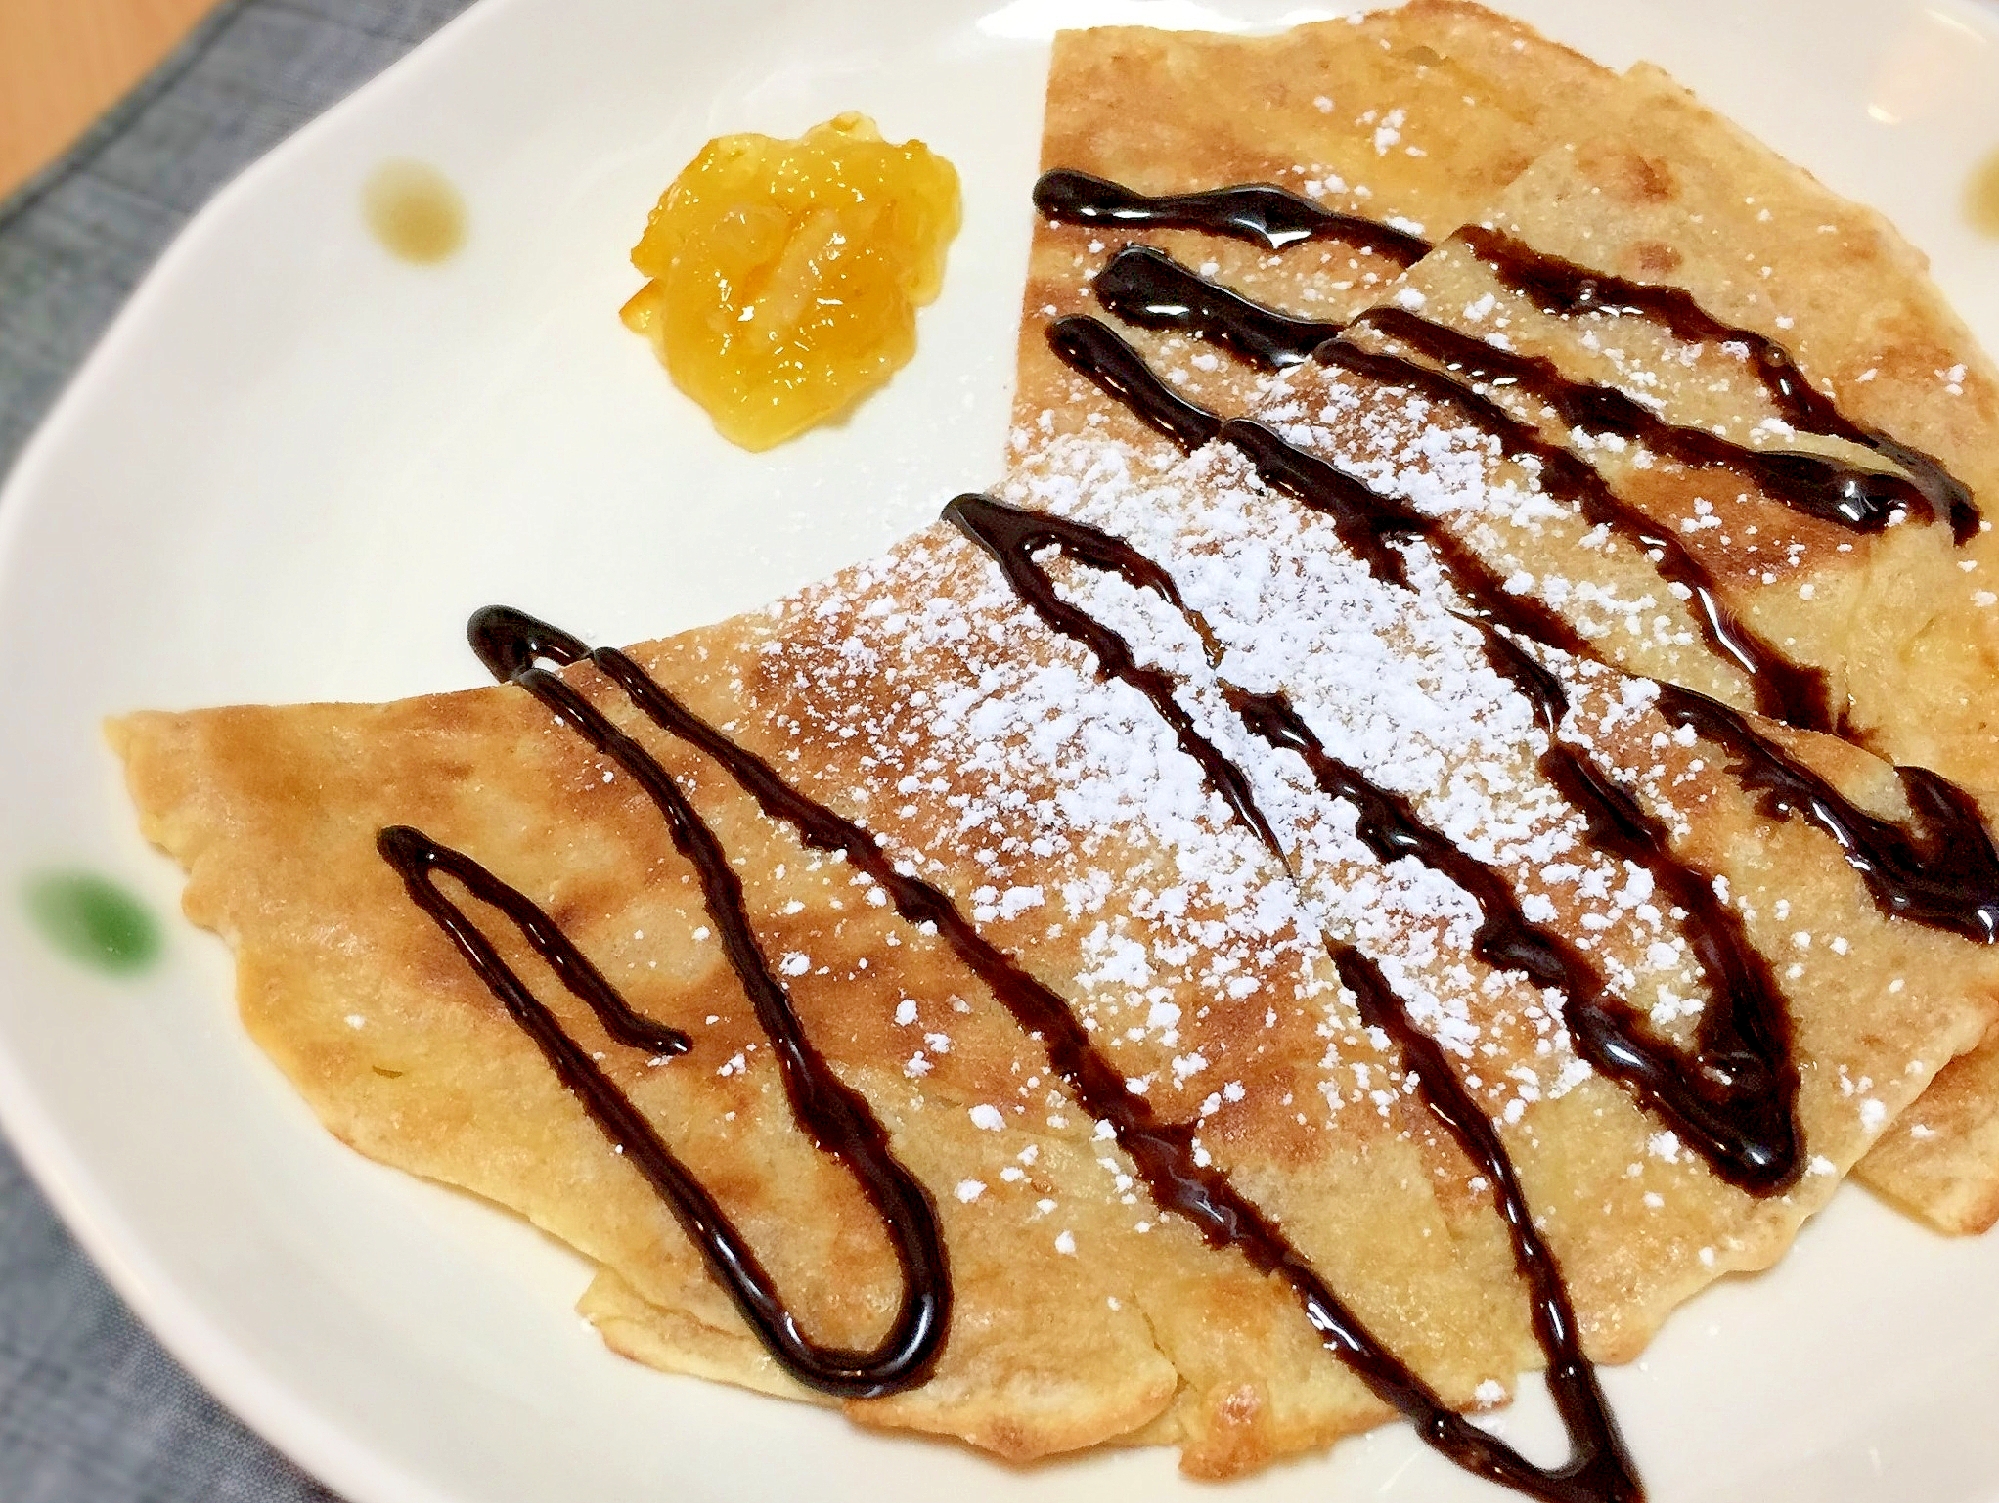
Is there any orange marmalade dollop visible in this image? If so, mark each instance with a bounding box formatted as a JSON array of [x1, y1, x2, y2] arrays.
[[620, 113, 960, 450]]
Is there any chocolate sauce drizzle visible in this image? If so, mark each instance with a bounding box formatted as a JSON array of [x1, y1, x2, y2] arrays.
[[945, 493, 1799, 1194], [945, 493, 1640, 1499], [1095, 242, 1343, 368], [1095, 239, 1948, 546], [1074, 246, 1839, 730], [362, 169, 1994, 1499], [399, 598, 1643, 1501], [1096, 244, 1345, 369], [1651, 686, 1999, 945], [1034, 167, 1432, 265], [930, 491, 1279, 855], [1455, 225, 1979, 544], [1223, 682, 1799, 1194], [1316, 333, 1837, 733], [1351, 303, 1932, 539], [1047, 315, 1222, 451], [379, 825, 691, 1058], [1044, 218, 1999, 950], [1040, 306, 1999, 969], [387, 610, 953, 1400], [1336, 946, 1638, 1503], [379, 826, 934, 1402], [1215, 414, 1589, 657]]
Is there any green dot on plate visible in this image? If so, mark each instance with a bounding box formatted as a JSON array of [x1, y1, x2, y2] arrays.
[[24, 871, 162, 975]]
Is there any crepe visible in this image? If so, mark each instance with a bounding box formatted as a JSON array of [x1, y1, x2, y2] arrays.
[[1010, 13, 1999, 1236], [1454, 72, 1999, 1235], [112, 476, 1999, 1478], [1012, 0, 1622, 467], [110, 0, 1999, 1489], [1265, 67, 1999, 1233]]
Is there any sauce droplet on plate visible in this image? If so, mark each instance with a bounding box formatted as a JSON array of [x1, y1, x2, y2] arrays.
[[362, 159, 467, 264], [24, 871, 161, 974], [1969, 147, 1999, 239]]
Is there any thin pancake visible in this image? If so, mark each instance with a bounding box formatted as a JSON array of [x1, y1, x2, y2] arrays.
[[1318, 64, 1999, 1230], [1012, 18, 1999, 1235], [114, 460, 1999, 1474], [1013, 1, 1623, 466]]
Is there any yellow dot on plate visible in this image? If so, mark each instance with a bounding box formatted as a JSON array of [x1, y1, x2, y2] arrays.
[[362, 159, 467, 264], [1969, 147, 1999, 240]]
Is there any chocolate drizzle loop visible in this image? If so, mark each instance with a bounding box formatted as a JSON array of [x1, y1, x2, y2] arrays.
[[1034, 167, 1431, 265], [397, 607, 954, 1400], [380, 824, 944, 1398], [1653, 686, 1999, 945], [1455, 225, 1979, 544], [379, 825, 689, 1058], [1337, 947, 1641, 1503]]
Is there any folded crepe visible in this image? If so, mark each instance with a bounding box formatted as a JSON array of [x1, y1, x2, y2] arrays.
[[1013, 0, 1622, 465], [110, 0, 1999, 1489], [111, 464, 1999, 1477], [1008, 11, 1999, 1238]]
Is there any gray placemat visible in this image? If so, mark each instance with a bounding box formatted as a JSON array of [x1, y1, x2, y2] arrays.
[[0, 3, 476, 1497]]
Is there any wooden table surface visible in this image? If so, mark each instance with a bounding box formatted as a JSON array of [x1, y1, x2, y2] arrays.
[[1, 0, 230, 200]]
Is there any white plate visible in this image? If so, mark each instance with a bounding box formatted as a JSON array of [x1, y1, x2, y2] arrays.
[[2, 0, 1997, 1499]]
